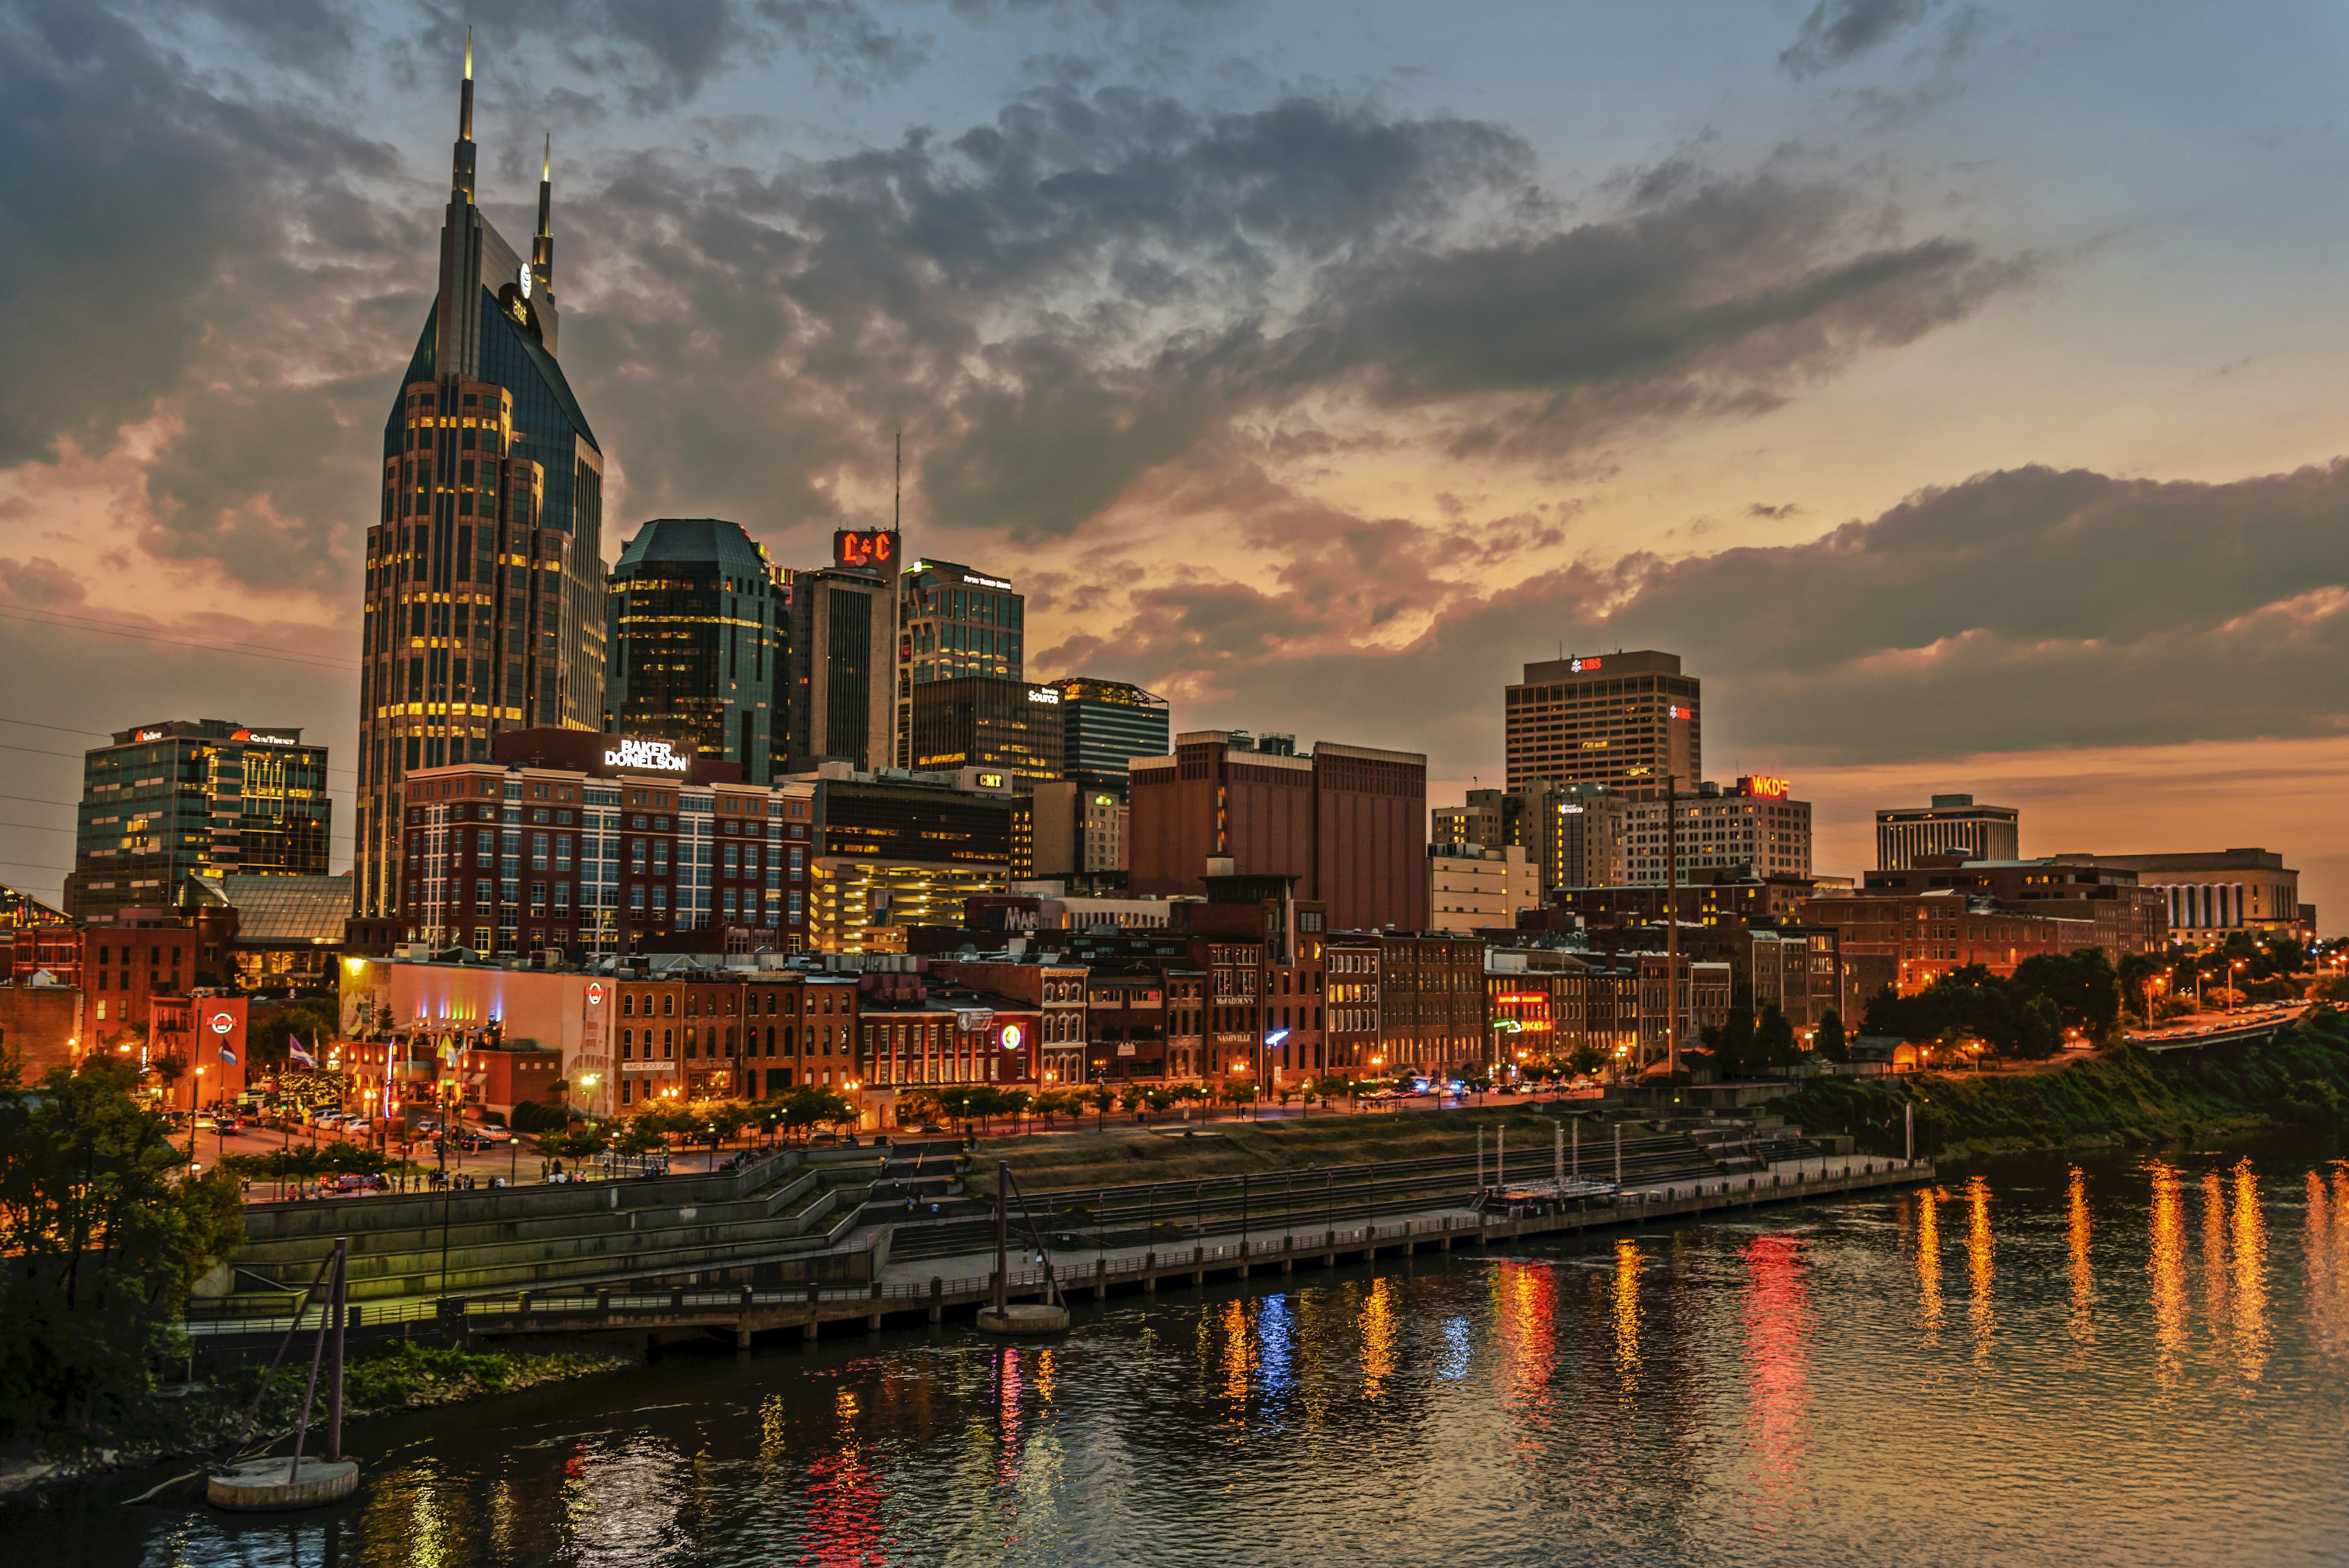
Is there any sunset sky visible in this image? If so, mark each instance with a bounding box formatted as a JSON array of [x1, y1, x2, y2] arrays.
[[4, 0, 2348, 926]]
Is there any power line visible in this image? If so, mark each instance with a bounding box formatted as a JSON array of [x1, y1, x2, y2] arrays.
[[0, 606, 357, 672], [0, 716, 111, 738], [0, 858, 72, 875], [0, 822, 72, 834]]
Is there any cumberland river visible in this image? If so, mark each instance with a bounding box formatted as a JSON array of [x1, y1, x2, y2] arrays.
[[31, 1131, 2349, 1567]]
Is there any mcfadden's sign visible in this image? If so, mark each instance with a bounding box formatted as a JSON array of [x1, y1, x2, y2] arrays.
[[604, 737, 691, 773]]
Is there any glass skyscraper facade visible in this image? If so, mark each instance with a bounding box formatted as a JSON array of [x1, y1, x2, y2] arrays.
[[607, 518, 793, 782], [894, 556, 1024, 767], [354, 52, 606, 932], [66, 721, 331, 925], [1048, 677, 1171, 795]]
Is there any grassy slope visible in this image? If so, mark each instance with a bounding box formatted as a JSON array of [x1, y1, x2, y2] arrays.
[[1782, 1007, 2349, 1159]]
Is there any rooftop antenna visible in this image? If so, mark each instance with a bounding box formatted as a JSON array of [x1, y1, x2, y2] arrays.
[[893, 429, 902, 534]]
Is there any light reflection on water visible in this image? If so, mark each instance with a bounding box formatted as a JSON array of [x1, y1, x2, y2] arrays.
[[37, 1135, 2349, 1568]]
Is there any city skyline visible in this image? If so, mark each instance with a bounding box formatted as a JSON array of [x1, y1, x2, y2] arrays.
[[4, 3, 2348, 924]]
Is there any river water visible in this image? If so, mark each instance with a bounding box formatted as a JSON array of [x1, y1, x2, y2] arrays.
[[26, 1131, 2349, 1567]]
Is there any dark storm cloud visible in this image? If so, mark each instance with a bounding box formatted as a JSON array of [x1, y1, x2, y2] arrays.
[[0, 0, 2024, 600], [0, 0, 395, 477], [1038, 463, 2349, 769], [571, 84, 2020, 547], [1780, 0, 1937, 78]]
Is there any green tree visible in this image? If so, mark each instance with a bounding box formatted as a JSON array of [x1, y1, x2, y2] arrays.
[[614, 1120, 667, 1158], [1087, 1084, 1116, 1130], [1814, 1009, 1849, 1064], [2011, 949, 2123, 1041], [0, 1058, 245, 1455], [245, 999, 340, 1072]]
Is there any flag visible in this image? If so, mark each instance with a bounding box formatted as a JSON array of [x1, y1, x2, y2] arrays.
[[288, 1036, 316, 1068], [217, 1045, 237, 1066]]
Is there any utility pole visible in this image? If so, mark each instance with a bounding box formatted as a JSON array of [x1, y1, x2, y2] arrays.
[[993, 1159, 1010, 1315], [1664, 772, 1680, 1081]]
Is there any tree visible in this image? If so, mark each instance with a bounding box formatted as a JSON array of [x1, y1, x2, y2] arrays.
[[0, 1057, 245, 1455], [245, 999, 339, 1072], [614, 1120, 667, 1158], [1814, 1009, 1849, 1064], [2011, 949, 2122, 1041], [1712, 1004, 1758, 1079], [1755, 1005, 1799, 1074], [1087, 1084, 1116, 1130]]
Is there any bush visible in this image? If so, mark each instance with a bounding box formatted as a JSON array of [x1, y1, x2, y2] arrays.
[[510, 1099, 565, 1134]]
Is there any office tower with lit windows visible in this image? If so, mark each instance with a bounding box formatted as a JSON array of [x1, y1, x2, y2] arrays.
[[1047, 676, 1170, 795], [354, 43, 606, 935], [66, 721, 331, 924], [909, 677, 1064, 784], [607, 518, 792, 782], [894, 556, 1024, 767], [1504, 650, 1699, 799]]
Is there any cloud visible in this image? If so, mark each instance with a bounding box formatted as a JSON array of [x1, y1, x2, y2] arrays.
[[1781, 0, 1936, 78], [563, 87, 2022, 551], [1032, 459, 2349, 776]]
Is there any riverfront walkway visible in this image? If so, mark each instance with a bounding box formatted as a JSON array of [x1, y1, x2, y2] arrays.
[[183, 1153, 1932, 1351]]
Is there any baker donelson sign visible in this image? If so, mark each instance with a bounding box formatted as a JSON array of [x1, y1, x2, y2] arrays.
[[604, 737, 690, 773]]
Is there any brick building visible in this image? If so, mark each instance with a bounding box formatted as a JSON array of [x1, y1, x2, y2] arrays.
[[1859, 856, 2166, 958], [1129, 730, 1427, 932], [1800, 889, 2098, 995]]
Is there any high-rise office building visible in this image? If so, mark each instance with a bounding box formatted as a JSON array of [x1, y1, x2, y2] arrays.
[[894, 555, 1024, 766], [786, 565, 896, 772], [1875, 793, 2020, 869], [1436, 779, 1631, 894], [1045, 677, 1170, 795], [908, 676, 1064, 784], [1624, 776, 1813, 885], [355, 45, 607, 931], [607, 518, 792, 782], [66, 721, 331, 924], [1504, 650, 1699, 798]]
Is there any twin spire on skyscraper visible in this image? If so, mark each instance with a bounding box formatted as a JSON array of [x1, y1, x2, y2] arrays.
[[449, 29, 557, 302]]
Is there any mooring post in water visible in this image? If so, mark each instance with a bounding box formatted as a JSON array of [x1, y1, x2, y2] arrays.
[[993, 1160, 1010, 1315], [328, 1238, 347, 1462]]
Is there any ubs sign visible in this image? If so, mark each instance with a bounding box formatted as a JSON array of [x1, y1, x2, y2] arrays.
[[604, 737, 691, 773]]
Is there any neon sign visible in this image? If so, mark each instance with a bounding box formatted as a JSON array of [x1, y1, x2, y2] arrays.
[[1026, 688, 1061, 705], [1739, 775, 1792, 799], [1568, 656, 1601, 673], [833, 530, 896, 568]]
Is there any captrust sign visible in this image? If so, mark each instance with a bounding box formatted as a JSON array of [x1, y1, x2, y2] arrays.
[[604, 737, 691, 773]]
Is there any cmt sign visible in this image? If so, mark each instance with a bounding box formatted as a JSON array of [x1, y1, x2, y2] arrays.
[[1738, 774, 1792, 799], [834, 529, 897, 568]]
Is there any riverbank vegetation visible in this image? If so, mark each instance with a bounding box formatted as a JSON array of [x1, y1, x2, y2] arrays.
[[0, 1058, 244, 1463], [1783, 1006, 2349, 1159]]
